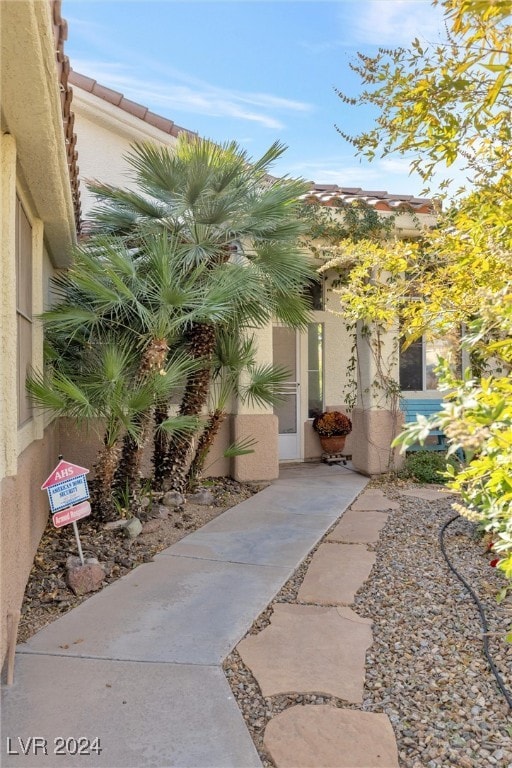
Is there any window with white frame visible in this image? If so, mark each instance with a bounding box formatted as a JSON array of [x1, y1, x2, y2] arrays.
[[16, 196, 33, 426], [307, 322, 324, 417], [399, 331, 461, 391]]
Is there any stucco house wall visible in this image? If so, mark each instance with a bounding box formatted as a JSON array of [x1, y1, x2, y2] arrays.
[[0, 0, 76, 671]]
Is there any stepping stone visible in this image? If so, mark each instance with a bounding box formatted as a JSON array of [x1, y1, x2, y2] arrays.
[[327, 508, 389, 544], [400, 487, 456, 501], [236, 604, 372, 702], [350, 489, 399, 511], [264, 705, 399, 768], [298, 543, 376, 605]]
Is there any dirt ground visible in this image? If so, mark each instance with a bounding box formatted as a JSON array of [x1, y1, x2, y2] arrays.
[[18, 478, 265, 644]]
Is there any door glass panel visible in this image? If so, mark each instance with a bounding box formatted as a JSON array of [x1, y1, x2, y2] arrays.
[[276, 389, 297, 434]]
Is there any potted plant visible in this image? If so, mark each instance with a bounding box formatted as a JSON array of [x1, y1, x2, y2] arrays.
[[312, 410, 352, 454]]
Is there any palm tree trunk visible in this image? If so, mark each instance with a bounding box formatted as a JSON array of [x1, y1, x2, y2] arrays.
[[152, 399, 170, 480], [157, 366, 212, 491], [156, 322, 216, 491], [113, 415, 150, 513], [186, 408, 226, 489], [117, 337, 169, 502], [90, 439, 122, 522]]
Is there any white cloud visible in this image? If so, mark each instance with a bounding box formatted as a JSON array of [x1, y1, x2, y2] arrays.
[[342, 0, 445, 47]]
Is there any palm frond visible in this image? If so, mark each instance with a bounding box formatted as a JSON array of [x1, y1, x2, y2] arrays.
[[222, 437, 257, 458], [241, 364, 290, 408], [157, 414, 202, 436]]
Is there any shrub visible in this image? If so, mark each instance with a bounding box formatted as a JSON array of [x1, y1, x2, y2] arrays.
[[398, 451, 459, 484]]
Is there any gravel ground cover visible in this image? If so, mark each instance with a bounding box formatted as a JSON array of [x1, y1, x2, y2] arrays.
[[223, 479, 512, 768]]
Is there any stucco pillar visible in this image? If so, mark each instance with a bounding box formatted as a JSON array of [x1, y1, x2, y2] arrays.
[[351, 322, 404, 476]]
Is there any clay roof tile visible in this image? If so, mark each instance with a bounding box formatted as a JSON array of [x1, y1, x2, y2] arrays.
[[68, 69, 197, 141], [52, 1, 81, 232]]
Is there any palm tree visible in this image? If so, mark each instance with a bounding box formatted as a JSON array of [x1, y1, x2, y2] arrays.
[[27, 339, 198, 521], [40, 231, 238, 507], [87, 136, 316, 492]]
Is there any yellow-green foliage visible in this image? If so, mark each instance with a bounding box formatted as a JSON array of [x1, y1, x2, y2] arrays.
[[335, 0, 512, 583]]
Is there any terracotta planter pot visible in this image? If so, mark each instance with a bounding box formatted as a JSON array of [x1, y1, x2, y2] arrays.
[[319, 435, 347, 454]]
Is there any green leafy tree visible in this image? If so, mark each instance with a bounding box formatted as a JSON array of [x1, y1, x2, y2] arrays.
[[334, 0, 512, 580]]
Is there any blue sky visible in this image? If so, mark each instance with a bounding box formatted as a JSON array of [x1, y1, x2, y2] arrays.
[[65, 0, 451, 197]]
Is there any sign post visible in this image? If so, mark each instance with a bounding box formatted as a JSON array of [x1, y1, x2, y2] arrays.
[[41, 458, 91, 566], [72, 521, 85, 566]]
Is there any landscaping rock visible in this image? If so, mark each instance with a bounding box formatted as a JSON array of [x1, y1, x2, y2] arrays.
[[188, 488, 215, 506], [162, 490, 185, 508], [123, 517, 143, 539], [141, 519, 163, 535], [66, 555, 99, 569], [103, 519, 129, 531], [66, 563, 105, 596]]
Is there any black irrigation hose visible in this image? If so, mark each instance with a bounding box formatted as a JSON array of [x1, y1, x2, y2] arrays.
[[439, 514, 512, 710]]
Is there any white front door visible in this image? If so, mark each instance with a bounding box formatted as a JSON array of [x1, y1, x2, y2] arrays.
[[273, 326, 300, 460]]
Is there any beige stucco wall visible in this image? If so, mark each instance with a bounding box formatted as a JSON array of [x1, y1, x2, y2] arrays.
[[0, 423, 60, 665], [351, 407, 404, 476], [59, 415, 233, 482], [0, 0, 76, 671]]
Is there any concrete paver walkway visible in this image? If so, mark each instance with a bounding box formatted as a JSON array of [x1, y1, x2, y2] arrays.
[[1, 463, 367, 768], [326, 507, 389, 544]]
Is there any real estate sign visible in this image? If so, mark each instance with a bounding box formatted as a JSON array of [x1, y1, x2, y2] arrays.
[[45, 475, 90, 514], [41, 460, 92, 561]]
